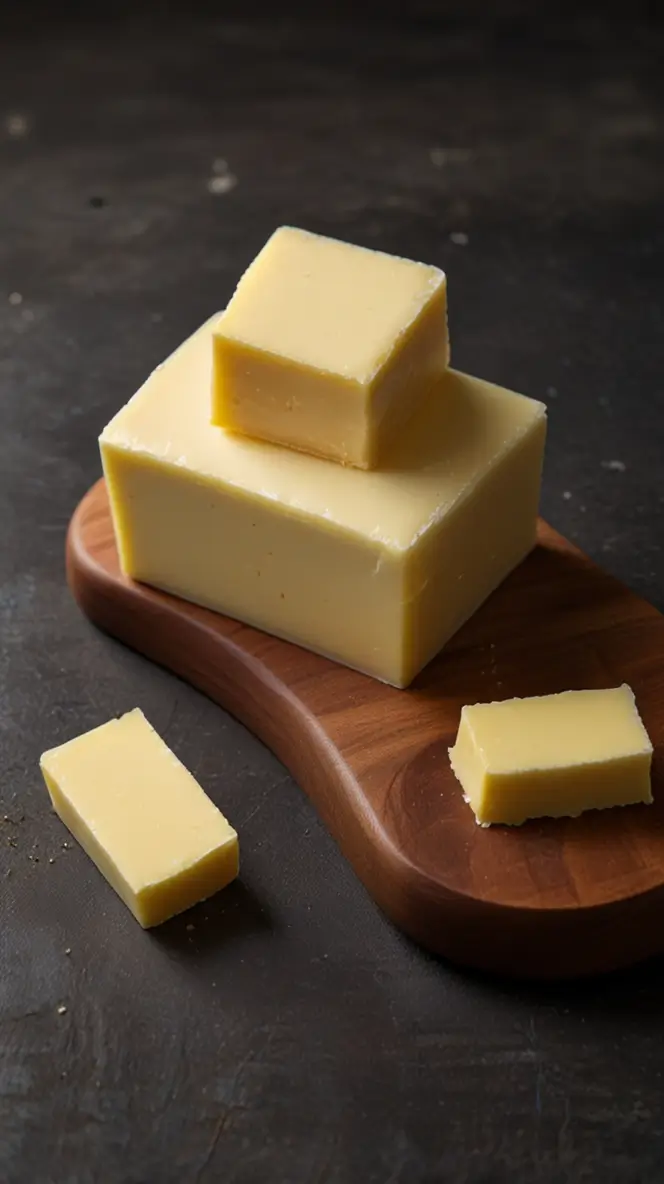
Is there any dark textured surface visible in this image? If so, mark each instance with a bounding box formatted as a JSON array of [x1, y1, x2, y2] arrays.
[[1, 4, 664, 1182]]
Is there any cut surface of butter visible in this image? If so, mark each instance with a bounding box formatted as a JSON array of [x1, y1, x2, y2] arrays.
[[100, 315, 546, 688], [449, 685, 653, 826], [212, 226, 449, 468], [40, 709, 239, 926]]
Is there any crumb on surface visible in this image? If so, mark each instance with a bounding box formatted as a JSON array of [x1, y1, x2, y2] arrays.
[[6, 113, 31, 137], [430, 147, 473, 167], [207, 173, 237, 195]]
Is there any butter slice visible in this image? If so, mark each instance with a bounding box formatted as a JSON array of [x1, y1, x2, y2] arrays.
[[449, 685, 653, 827], [212, 226, 449, 469], [40, 709, 239, 926], [100, 316, 545, 688]]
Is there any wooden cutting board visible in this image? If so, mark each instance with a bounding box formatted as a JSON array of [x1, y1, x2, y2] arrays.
[[66, 479, 664, 979]]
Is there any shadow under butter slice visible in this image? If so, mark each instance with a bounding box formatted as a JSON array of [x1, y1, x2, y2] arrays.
[[449, 685, 653, 827], [40, 708, 238, 926]]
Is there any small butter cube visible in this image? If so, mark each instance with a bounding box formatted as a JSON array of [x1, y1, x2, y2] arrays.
[[100, 317, 546, 688], [212, 226, 449, 469], [40, 709, 238, 926], [449, 685, 653, 826]]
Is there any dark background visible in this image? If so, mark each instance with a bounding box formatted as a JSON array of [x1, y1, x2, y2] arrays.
[[2, 3, 664, 1181]]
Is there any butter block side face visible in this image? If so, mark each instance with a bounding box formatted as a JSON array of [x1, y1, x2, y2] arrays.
[[403, 405, 546, 686], [103, 447, 408, 684], [481, 755, 653, 827], [367, 282, 449, 470], [449, 686, 654, 826], [212, 226, 449, 468], [40, 709, 239, 926], [101, 317, 546, 688], [214, 341, 371, 467]]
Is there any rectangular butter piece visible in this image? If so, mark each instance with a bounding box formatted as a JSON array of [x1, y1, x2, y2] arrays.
[[40, 709, 239, 926], [212, 226, 449, 469], [100, 316, 546, 688], [449, 685, 653, 826]]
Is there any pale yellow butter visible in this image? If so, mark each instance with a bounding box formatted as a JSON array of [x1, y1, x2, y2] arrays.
[[449, 685, 653, 826], [212, 226, 449, 468], [40, 709, 239, 926], [100, 316, 546, 688]]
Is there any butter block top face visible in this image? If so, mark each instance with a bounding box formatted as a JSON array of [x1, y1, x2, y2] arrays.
[[101, 315, 545, 556], [40, 709, 237, 895], [460, 686, 653, 773], [212, 227, 449, 468], [217, 226, 445, 381]]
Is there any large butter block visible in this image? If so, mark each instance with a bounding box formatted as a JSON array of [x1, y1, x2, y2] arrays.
[[100, 316, 546, 688], [40, 709, 239, 926], [212, 226, 449, 469], [449, 685, 653, 826]]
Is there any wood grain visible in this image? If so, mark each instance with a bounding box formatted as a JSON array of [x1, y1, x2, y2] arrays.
[[66, 479, 664, 979]]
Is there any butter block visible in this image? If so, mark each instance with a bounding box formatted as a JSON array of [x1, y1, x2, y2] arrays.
[[100, 316, 546, 688], [212, 226, 449, 468], [40, 709, 239, 926], [449, 685, 653, 827]]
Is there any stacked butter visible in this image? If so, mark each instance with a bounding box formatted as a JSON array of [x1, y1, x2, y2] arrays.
[[100, 227, 547, 687]]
